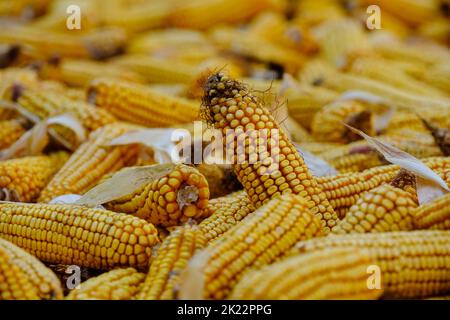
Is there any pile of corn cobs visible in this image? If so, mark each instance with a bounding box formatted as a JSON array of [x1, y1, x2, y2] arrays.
[[0, 0, 449, 300]]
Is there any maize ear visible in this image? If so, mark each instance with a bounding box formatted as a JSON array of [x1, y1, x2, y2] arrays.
[[0, 152, 69, 203], [292, 230, 450, 298], [230, 247, 382, 300], [202, 73, 338, 231], [414, 193, 450, 230], [136, 224, 207, 300], [0, 120, 26, 150], [66, 268, 145, 300], [0, 202, 160, 270]]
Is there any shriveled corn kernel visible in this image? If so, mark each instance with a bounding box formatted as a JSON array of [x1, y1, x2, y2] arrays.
[[105, 164, 210, 227], [0, 237, 62, 300], [230, 248, 382, 300], [66, 268, 145, 300], [136, 225, 206, 300], [0, 202, 159, 270], [180, 194, 324, 299], [292, 230, 450, 298], [0, 152, 69, 202], [199, 191, 255, 242], [38, 123, 140, 203], [201, 73, 337, 232]]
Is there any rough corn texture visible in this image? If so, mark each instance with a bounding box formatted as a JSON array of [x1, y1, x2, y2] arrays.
[[202, 73, 338, 232], [0, 152, 69, 203], [105, 164, 210, 227], [320, 145, 384, 174], [0, 202, 160, 270], [311, 101, 372, 144], [414, 193, 450, 230], [0, 237, 62, 300], [0, 120, 25, 150], [317, 157, 449, 218], [195, 163, 242, 199], [136, 225, 207, 300], [199, 191, 255, 242], [230, 248, 382, 300], [181, 194, 324, 299], [331, 184, 418, 234], [66, 268, 145, 300], [0, 243, 39, 300], [38, 123, 140, 203], [292, 231, 450, 298], [88, 78, 199, 127]]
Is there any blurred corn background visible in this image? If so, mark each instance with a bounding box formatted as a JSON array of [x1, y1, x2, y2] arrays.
[[0, 0, 449, 300]]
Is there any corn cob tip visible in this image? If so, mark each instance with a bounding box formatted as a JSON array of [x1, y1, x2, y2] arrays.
[[10, 83, 24, 102], [418, 117, 450, 156], [0, 44, 20, 68], [344, 110, 372, 141]]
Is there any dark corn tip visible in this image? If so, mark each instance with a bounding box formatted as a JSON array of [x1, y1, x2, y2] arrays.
[[11, 83, 24, 102], [390, 169, 416, 191]]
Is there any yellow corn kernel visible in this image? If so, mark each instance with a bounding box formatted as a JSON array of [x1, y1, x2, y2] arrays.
[[88, 78, 199, 127], [0, 238, 62, 300], [230, 248, 382, 300], [38, 123, 140, 203], [105, 164, 210, 227], [180, 194, 324, 299], [199, 190, 255, 242], [292, 230, 450, 298], [0, 120, 25, 150], [311, 101, 373, 143], [0, 243, 39, 300], [201, 73, 338, 231], [0, 202, 160, 270], [66, 268, 145, 300], [136, 225, 206, 300], [414, 193, 450, 230], [316, 157, 449, 218], [0, 152, 69, 203]]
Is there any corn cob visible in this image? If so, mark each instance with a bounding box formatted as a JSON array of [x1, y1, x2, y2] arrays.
[[66, 268, 145, 300], [384, 112, 427, 134], [168, 0, 284, 30], [349, 57, 447, 98], [298, 142, 342, 155], [359, 0, 440, 26], [0, 238, 63, 300], [15, 87, 117, 134], [199, 191, 255, 242], [326, 151, 384, 174], [0, 243, 39, 300], [88, 78, 199, 127], [0, 120, 26, 150], [0, 68, 38, 102], [312, 68, 450, 116], [38, 123, 140, 203], [137, 225, 207, 300], [316, 157, 450, 218], [40, 59, 144, 88], [112, 55, 197, 84], [291, 230, 450, 298], [195, 164, 242, 199], [331, 170, 418, 234], [104, 164, 210, 227], [293, 0, 346, 26], [0, 26, 127, 60], [313, 19, 370, 68], [285, 85, 339, 130], [181, 194, 324, 299], [414, 193, 450, 230], [0, 152, 69, 203], [202, 73, 338, 231], [210, 27, 305, 74], [230, 247, 382, 300], [103, 1, 171, 32], [0, 202, 160, 270], [311, 101, 373, 143]]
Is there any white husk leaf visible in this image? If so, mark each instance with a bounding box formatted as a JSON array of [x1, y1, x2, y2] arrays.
[[295, 143, 338, 177], [344, 124, 449, 204]]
